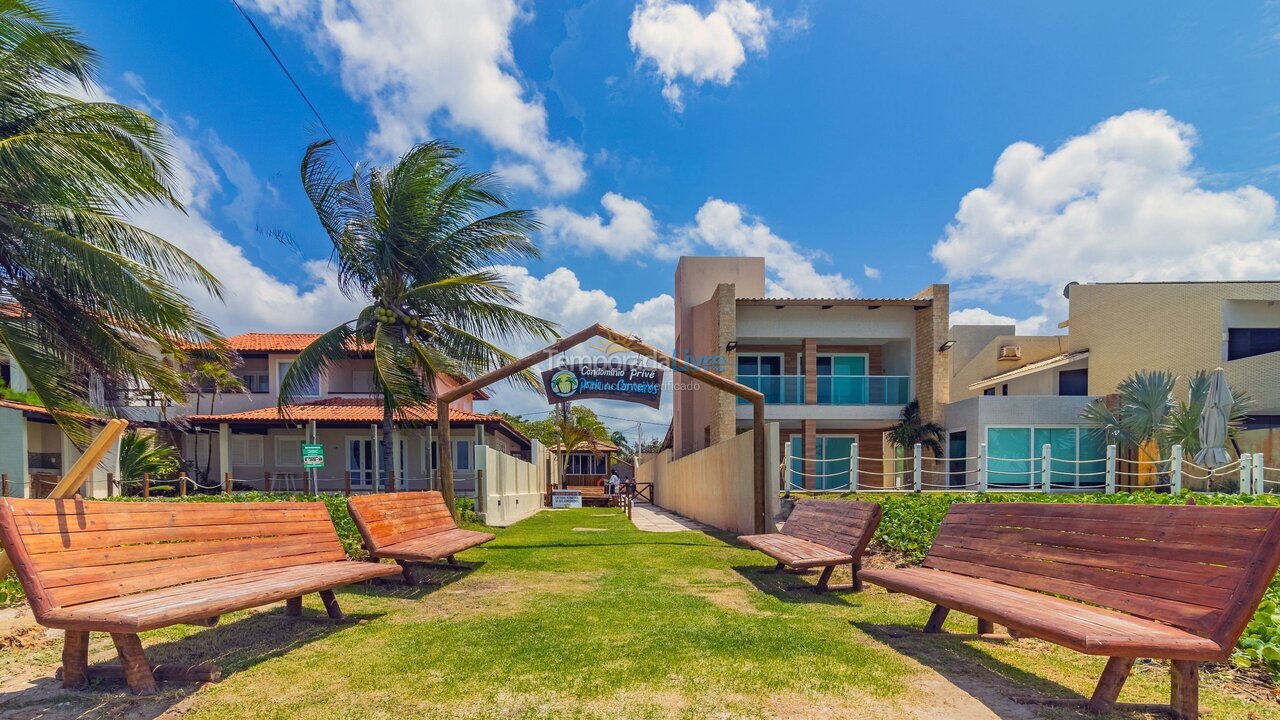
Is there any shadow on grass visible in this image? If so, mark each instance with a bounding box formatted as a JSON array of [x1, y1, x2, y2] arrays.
[[731, 564, 861, 607], [481, 541, 722, 551], [350, 561, 481, 600], [855, 621, 1095, 719], [0, 604, 383, 720]]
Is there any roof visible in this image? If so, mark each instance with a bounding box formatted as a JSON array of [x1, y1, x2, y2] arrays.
[[186, 333, 489, 399], [968, 350, 1090, 391], [182, 397, 507, 429], [0, 399, 106, 424], [736, 297, 932, 308], [550, 439, 621, 453]]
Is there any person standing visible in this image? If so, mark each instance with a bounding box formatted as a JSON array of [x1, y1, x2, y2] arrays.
[[608, 468, 621, 495]]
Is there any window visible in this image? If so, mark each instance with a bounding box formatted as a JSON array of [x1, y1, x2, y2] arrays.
[[231, 435, 263, 466], [1227, 328, 1280, 361], [1001, 384, 1009, 396], [787, 435, 856, 491], [986, 426, 1106, 488], [816, 354, 868, 403], [738, 354, 794, 403], [983, 387, 995, 396], [275, 436, 303, 467], [237, 372, 269, 394], [277, 360, 319, 397], [454, 439, 473, 471], [565, 453, 606, 475], [1058, 368, 1089, 396], [737, 355, 782, 376]]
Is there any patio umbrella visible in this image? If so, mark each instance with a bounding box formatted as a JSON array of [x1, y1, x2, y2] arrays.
[[1193, 368, 1233, 468]]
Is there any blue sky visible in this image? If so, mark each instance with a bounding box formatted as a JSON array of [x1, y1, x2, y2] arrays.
[[56, 0, 1280, 423]]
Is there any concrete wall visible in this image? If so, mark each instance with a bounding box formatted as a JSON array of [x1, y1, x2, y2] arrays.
[[476, 440, 547, 526], [949, 334, 1071, 401], [639, 422, 779, 535], [1068, 282, 1280, 413]]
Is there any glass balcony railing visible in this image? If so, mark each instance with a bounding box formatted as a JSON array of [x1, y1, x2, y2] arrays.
[[737, 375, 805, 404], [736, 375, 911, 405], [816, 375, 911, 405]]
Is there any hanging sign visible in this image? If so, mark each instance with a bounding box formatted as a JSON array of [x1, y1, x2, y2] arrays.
[[542, 362, 664, 408], [301, 443, 325, 469]]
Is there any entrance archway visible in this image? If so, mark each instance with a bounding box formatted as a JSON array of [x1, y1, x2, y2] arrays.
[[434, 323, 770, 532]]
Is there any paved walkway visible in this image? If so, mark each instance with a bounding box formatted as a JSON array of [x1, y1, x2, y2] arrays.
[[628, 502, 709, 532]]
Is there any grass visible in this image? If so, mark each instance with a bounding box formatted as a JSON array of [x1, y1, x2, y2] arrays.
[[1, 507, 1278, 719]]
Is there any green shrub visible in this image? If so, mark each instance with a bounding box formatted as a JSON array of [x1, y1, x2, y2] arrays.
[[800, 490, 1280, 681]]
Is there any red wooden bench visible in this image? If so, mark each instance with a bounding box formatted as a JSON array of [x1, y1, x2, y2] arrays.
[[0, 497, 398, 695], [860, 502, 1280, 719], [739, 499, 881, 593], [347, 491, 495, 585]]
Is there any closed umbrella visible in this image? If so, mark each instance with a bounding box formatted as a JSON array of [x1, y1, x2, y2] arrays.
[[1194, 368, 1232, 468]]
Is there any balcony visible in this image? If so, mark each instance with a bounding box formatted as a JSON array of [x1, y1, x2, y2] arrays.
[[737, 375, 910, 405]]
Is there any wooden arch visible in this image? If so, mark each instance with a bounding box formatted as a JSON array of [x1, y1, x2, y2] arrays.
[[435, 323, 770, 532]]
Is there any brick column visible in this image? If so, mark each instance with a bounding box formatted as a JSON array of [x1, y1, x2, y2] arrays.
[[803, 338, 818, 405], [802, 419, 817, 490], [708, 283, 738, 445]]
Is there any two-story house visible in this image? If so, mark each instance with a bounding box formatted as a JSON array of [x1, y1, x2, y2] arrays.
[[946, 280, 1280, 489], [672, 257, 951, 490], [171, 333, 531, 496]]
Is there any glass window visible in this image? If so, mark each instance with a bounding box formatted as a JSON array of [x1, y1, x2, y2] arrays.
[[1228, 328, 1280, 361], [1058, 368, 1089, 396], [276, 437, 303, 467], [277, 360, 319, 397], [231, 435, 263, 466], [988, 427, 1033, 486], [454, 440, 472, 471]]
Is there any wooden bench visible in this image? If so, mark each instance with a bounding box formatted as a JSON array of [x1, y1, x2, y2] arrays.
[[0, 497, 399, 695], [739, 499, 882, 593], [347, 491, 495, 585], [860, 502, 1280, 719]]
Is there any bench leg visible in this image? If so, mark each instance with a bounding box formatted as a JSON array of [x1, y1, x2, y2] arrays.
[[815, 566, 835, 593], [758, 561, 786, 574], [923, 605, 950, 633], [1171, 660, 1199, 720], [61, 630, 89, 689], [319, 590, 344, 620], [1085, 656, 1135, 715], [977, 618, 995, 635], [851, 562, 863, 592], [445, 554, 462, 568], [397, 560, 418, 586], [110, 633, 157, 695], [286, 596, 303, 617]]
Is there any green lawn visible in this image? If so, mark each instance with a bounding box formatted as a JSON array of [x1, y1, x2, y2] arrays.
[[1, 508, 1276, 719]]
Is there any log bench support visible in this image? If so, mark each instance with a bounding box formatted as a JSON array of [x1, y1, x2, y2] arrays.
[[61, 630, 89, 690]]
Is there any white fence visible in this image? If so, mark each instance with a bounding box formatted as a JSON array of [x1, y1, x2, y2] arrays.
[[475, 439, 553, 526], [784, 440, 1279, 495]]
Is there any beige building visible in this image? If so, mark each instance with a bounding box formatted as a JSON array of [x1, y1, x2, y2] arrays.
[[672, 256, 950, 489], [947, 281, 1280, 486]]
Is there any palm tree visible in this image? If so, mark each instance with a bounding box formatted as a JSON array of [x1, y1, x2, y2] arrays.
[[280, 139, 558, 491], [887, 399, 945, 456], [0, 1, 223, 442], [188, 360, 245, 482], [550, 409, 599, 488]]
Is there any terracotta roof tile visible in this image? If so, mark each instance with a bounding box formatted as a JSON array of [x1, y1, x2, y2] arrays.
[[183, 397, 496, 426]]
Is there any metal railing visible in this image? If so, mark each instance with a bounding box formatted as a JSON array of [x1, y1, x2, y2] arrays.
[[782, 440, 1270, 495]]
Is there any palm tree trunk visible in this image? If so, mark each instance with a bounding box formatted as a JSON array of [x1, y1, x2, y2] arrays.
[[202, 392, 216, 482], [381, 398, 394, 492]]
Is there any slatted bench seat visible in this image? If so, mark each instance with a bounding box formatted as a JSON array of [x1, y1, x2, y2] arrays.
[[348, 491, 495, 585], [860, 502, 1280, 719], [739, 499, 881, 593], [0, 498, 399, 695]]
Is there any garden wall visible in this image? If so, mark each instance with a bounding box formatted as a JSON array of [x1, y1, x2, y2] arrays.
[[639, 423, 780, 534], [475, 440, 552, 527]]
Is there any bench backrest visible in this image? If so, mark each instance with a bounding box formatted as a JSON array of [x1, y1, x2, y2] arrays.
[[347, 491, 456, 552], [927, 502, 1280, 647], [0, 498, 345, 617], [783, 499, 882, 557]]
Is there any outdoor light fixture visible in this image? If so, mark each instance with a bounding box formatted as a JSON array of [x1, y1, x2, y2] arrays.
[[938, 340, 957, 352], [725, 341, 738, 351]]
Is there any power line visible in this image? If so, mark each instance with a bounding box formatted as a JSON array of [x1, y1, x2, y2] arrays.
[[229, 0, 357, 170]]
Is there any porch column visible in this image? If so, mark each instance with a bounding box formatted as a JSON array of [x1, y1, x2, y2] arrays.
[[391, 427, 401, 490], [803, 338, 818, 405], [802, 419, 817, 491], [475, 424, 485, 447], [307, 420, 318, 494], [424, 426, 435, 489], [370, 423, 380, 493], [218, 423, 231, 486]]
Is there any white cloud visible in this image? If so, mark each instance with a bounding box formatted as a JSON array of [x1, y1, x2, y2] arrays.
[[949, 307, 1046, 335], [681, 198, 856, 297], [247, 0, 586, 194], [628, 0, 776, 111], [862, 264, 880, 280], [933, 109, 1280, 326], [539, 193, 665, 260]]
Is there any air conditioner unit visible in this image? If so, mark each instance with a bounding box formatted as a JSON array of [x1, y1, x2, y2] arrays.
[[998, 345, 1022, 361]]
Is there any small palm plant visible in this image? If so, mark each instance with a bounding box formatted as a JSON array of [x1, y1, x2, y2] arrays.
[[551, 410, 600, 488], [887, 399, 945, 456], [118, 429, 181, 494], [188, 361, 245, 481]]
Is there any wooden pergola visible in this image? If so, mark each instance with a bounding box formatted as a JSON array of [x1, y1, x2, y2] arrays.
[[434, 323, 770, 532]]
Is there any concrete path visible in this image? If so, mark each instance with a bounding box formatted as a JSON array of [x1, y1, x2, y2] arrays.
[[628, 503, 708, 532]]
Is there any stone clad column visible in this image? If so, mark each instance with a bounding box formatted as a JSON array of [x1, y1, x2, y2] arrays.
[[803, 338, 817, 405]]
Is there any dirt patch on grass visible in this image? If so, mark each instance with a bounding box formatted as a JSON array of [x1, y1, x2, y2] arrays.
[[668, 568, 775, 617], [381, 570, 605, 624]]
